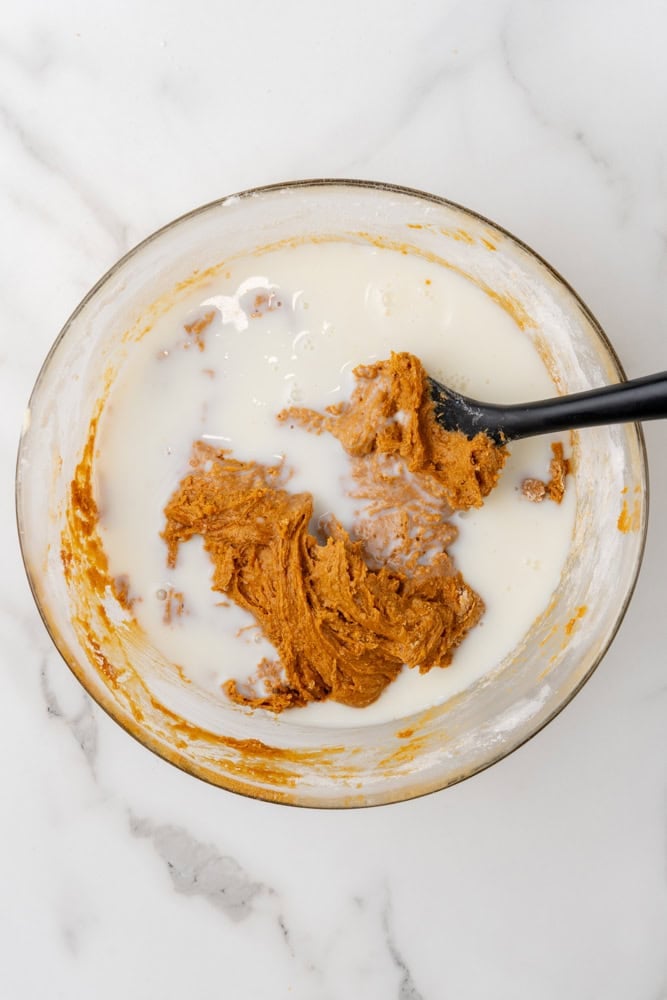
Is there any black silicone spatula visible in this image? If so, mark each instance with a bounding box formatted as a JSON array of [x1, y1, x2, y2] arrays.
[[428, 372, 667, 445]]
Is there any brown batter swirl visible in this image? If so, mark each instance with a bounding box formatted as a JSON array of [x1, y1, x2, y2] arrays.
[[521, 442, 570, 504], [279, 352, 507, 512], [162, 352, 508, 712]]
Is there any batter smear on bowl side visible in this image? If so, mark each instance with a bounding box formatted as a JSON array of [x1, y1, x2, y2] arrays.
[[162, 352, 508, 711]]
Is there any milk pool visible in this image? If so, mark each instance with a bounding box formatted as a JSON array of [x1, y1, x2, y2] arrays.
[[95, 240, 576, 726]]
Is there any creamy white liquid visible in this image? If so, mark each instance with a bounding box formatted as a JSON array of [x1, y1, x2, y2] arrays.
[[96, 241, 576, 727]]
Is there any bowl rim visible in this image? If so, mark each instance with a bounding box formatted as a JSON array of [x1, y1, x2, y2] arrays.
[[15, 177, 650, 808]]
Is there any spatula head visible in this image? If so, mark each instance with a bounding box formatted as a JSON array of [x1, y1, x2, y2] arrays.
[[427, 378, 506, 445]]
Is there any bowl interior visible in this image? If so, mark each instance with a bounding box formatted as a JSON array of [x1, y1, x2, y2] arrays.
[[16, 181, 647, 806]]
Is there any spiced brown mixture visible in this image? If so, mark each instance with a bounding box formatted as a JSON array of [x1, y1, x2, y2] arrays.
[[521, 442, 570, 504], [161, 353, 518, 712], [183, 310, 215, 351]]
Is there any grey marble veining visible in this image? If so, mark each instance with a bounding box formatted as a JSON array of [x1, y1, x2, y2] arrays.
[[129, 818, 263, 921]]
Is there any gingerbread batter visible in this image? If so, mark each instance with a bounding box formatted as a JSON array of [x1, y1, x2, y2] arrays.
[[162, 352, 509, 712], [521, 442, 570, 504], [279, 353, 507, 512]]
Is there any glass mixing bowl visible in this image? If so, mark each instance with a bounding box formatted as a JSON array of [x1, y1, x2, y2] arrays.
[[16, 180, 648, 806]]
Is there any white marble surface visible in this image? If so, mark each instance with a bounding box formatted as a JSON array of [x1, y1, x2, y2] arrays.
[[2, 1, 667, 996]]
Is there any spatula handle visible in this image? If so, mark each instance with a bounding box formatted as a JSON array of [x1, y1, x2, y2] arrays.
[[497, 371, 667, 441], [429, 371, 667, 443]]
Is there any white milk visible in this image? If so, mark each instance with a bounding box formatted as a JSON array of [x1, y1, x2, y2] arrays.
[[95, 241, 576, 727]]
